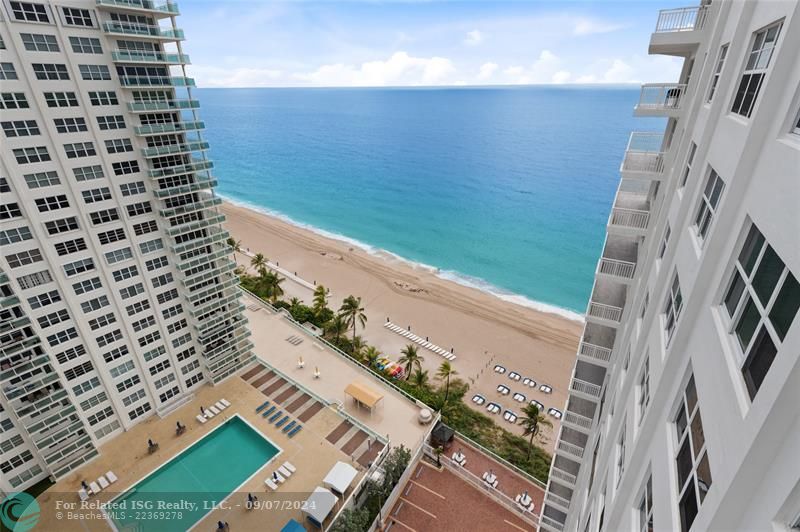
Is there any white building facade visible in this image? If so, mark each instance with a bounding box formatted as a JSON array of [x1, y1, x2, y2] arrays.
[[541, 1, 800, 531], [1, 0, 253, 493]]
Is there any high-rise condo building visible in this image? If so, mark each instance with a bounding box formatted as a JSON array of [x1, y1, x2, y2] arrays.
[[1, 0, 253, 493], [541, 1, 800, 531]]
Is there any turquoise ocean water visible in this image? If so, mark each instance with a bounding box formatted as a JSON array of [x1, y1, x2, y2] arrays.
[[198, 87, 664, 317]]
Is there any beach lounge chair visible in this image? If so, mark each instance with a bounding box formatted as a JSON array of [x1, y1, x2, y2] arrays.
[[264, 478, 278, 490], [273, 471, 285, 483], [283, 420, 297, 433], [89, 481, 101, 495], [289, 425, 302, 438], [269, 410, 283, 423], [204, 409, 214, 419], [278, 465, 292, 478], [256, 400, 270, 413], [78, 489, 89, 501], [221, 399, 231, 408], [275, 415, 289, 428], [262, 405, 276, 417], [215, 401, 226, 411], [314, 367, 321, 379], [106, 471, 118, 484], [98, 476, 110, 490], [283, 462, 296, 474], [209, 405, 221, 415], [196, 414, 207, 424]]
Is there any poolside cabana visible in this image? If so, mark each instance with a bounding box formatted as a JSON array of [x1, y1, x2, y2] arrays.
[[303, 486, 338, 528], [323, 461, 358, 496], [344, 381, 384, 414]]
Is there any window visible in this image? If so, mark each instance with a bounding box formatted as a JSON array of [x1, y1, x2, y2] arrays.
[[616, 423, 626, 486], [112, 265, 138, 282], [1, 203, 23, 220], [108, 346, 131, 365], [152, 272, 173, 288], [28, 289, 60, 309], [24, 171, 59, 189], [120, 181, 146, 196], [166, 318, 186, 334], [2, 120, 40, 137], [139, 238, 163, 254], [793, 110, 800, 135], [0, 93, 30, 109], [90, 208, 120, 225], [149, 359, 170, 375], [17, 270, 52, 289], [62, 7, 93, 27], [127, 201, 152, 217], [694, 169, 725, 242], [63, 258, 94, 277], [664, 273, 683, 345], [732, 22, 782, 118], [0, 226, 33, 245], [129, 403, 152, 421], [0, 178, 8, 193], [110, 360, 135, 379], [96, 329, 122, 348], [86, 407, 114, 426], [134, 220, 158, 235], [79, 64, 111, 81], [113, 160, 140, 175], [157, 288, 178, 304], [122, 388, 147, 407], [88, 91, 118, 106], [96, 115, 125, 130], [10, 2, 50, 23], [163, 304, 182, 320], [680, 143, 697, 188], [73, 277, 101, 295], [97, 228, 126, 245], [35, 194, 69, 212], [56, 345, 87, 366], [144, 345, 166, 362], [0, 63, 18, 80], [186, 373, 203, 388], [47, 327, 77, 346], [82, 187, 112, 204], [105, 138, 133, 154], [706, 45, 728, 103], [20, 33, 59, 52], [64, 142, 96, 159], [44, 216, 79, 235], [637, 475, 653, 532], [69, 36, 102, 54], [6, 248, 42, 268], [116, 375, 141, 393], [105, 247, 132, 264], [132, 315, 156, 332], [89, 312, 116, 331], [73, 165, 104, 181], [32, 63, 69, 80], [139, 331, 162, 348], [119, 283, 144, 300], [54, 117, 87, 133], [13, 146, 50, 164], [54, 237, 87, 256], [722, 224, 799, 399], [674, 375, 712, 532], [638, 356, 650, 425], [44, 91, 78, 107], [147, 256, 169, 271], [126, 299, 150, 316]]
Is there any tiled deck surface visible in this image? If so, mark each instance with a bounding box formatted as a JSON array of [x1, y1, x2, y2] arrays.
[[35, 372, 365, 531], [385, 460, 537, 532]]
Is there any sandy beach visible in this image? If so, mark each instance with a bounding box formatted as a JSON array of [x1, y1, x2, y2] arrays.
[[221, 200, 582, 451]]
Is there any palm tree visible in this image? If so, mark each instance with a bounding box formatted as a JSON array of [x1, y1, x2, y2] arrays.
[[398, 345, 424, 380], [312, 285, 330, 315], [362, 346, 381, 369], [436, 361, 458, 405], [289, 297, 302, 313], [339, 295, 367, 343], [411, 369, 429, 389], [519, 404, 553, 460], [226, 237, 242, 264], [250, 252, 267, 272], [351, 335, 366, 359], [325, 315, 348, 344]]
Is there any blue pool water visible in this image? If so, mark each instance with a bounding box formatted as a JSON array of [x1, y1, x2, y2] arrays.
[[111, 416, 278, 531], [198, 86, 664, 316]]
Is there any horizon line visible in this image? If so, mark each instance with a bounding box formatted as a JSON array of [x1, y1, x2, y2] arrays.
[[196, 82, 643, 90]]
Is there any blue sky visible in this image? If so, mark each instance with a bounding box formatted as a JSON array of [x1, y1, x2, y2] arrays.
[[179, 1, 688, 87]]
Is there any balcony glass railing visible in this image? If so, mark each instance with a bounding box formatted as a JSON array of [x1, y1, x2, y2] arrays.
[[655, 5, 708, 33], [102, 21, 184, 40], [166, 213, 226, 236], [622, 132, 666, 175], [153, 178, 217, 198], [148, 158, 213, 178], [134, 120, 205, 135], [96, 0, 179, 15], [128, 99, 200, 112], [142, 141, 209, 158], [119, 75, 195, 88], [112, 50, 190, 64], [159, 196, 222, 218], [636, 83, 687, 112]]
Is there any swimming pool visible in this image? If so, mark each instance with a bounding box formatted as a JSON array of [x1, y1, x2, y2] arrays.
[[110, 415, 279, 531]]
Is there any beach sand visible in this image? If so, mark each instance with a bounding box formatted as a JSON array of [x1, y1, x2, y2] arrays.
[[221, 201, 582, 451]]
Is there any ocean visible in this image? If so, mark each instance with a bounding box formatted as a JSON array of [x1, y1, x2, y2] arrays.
[[197, 86, 664, 318]]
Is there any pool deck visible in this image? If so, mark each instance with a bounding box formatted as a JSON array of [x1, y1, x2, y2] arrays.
[[36, 372, 366, 531]]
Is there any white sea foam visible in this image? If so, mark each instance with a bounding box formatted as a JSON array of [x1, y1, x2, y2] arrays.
[[222, 194, 585, 323]]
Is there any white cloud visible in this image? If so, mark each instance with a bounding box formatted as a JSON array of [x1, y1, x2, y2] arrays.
[[572, 18, 624, 36], [294, 51, 456, 87], [464, 29, 484, 46], [552, 70, 572, 84], [189, 65, 284, 88], [500, 50, 570, 85], [477, 62, 498, 80], [602, 59, 635, 82]]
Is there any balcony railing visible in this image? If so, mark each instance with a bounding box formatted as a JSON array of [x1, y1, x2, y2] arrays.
[[550, 467, 577, 486], [128, 99, 200, 112], [562, 410, 593, 431], [570, 377, 602, 398], [622, 132, 666, 175], [96, 0, 179, 15], [655, 6, 708, 33], [148, 158, 213, 178], [102, 21, 184, 40], [609, 208, 650, 230], [541, 514, 566, 532], [112, 50, 190, 64], [598, 257, 636, 280], [578, 340, 612, 364], [134, 120, 205, 135], [119, 75, 195, 88], [142, 141, 209, 158], [545, 491, 571, 510], [588, 302, 623, 323], [636, 83, 687, 112], [557, 440, 584, 460]]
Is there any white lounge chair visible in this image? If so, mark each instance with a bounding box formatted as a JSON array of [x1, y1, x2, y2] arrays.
[[264, 478, 278, 490], [215, 401, 225, 411], [283, 461, 296, 474], [89, 481, 101, 495], [209, 405, 220, 415], [273, 471, 285, 484], [106, 471, 118, 484], [196, 414, 207, 424], [278, 465, 292, 477], [78, 489, 89, 501], [220, 399, 231, 408], [204, 409, 214, 419], [98, 476, 110, 490]]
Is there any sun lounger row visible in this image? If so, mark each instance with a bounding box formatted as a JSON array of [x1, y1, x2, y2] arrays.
[[286, 335, 303, 346], [259, 401, 303, 438], [79, 471, 117, 501], [384, 322, 456, 361], [264, 461, 297, 491], [196, 398, 232, 424]]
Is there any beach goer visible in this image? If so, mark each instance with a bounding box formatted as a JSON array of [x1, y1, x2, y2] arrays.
[[81, 480, 89, 490]]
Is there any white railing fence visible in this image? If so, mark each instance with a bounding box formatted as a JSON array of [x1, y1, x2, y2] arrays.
[[598, 257, 636, 279], [569, 378, 602, 398], [655, 6, 708, 33], [610, 208, 650, 230], [637, 83, 687, 110], [587, 302, 623, 323], [578, 341, 612, 363]]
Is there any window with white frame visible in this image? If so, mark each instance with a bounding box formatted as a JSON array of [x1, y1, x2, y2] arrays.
[[638, 356, 650, 425], [637, 475, 653, 532], [693, 169, 724, 242], [680, 143, 697, 188], [616, 423, 626, 486], [731, 22, 782, 118], [793, 109, 800, 135], [674, 374, 712, 532], [664, 273, 683, 345], [721, 223, 799, 399], [706, 45, 728, 103]]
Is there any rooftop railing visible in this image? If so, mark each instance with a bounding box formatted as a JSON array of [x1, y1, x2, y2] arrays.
[[655, 5, 708, 33], [96, 0, 179, 15]]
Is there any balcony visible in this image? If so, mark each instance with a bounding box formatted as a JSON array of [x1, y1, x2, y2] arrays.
[[608, 181, 651, 237], [165, 213, 226, 237], [578, 322, 616, 366], [598, 233, 639, 283], [96, 0, 179, 17], [134, 120, 205, 136], [621, 132, 667, 178], [102, 21, 184, 40], [568, 360, 606, 401], [540, 514, 566, 532], [635, 83, 687, 116], [159, 196, 222, 219], [152, 177, 217, 199], [650, 5, 709, 56], [545, 491, 571, 512], [587, 280, 626, 327], [549, 465, 578, 487], [148, 158, 213, 178], [128, 99, 200, 113], [142, 141, 209, 158], [112, 50, 190, 65], [119, 75, 195, 88], [556, 439, 584, 460]]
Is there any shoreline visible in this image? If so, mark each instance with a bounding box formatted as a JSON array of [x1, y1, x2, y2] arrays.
[[219, 194, 586, 324]]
